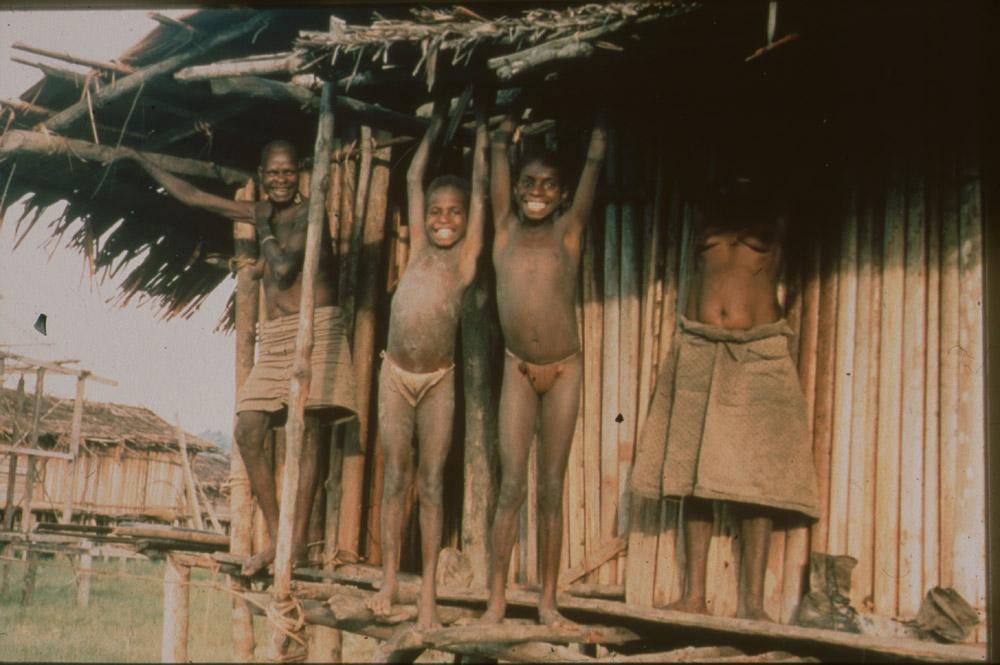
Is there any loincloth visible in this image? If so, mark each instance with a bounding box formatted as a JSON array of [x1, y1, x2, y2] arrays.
[[236, 306, 357, 417], [505, 348, 580, 396], [379, 351, 454, 408], [630, 316, 820, 518]]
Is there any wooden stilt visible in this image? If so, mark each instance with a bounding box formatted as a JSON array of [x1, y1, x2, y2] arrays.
[[2, 373, 24, 532], [161, 554, 191, 663], [77, 543, 92, 609], [231, 177, 259, 663], [176, 424, 205, 531], [354, 128, 392, 563], [60, 374, 86, 524], [461, 274, 501, 586], [273, 82, 336, 600]]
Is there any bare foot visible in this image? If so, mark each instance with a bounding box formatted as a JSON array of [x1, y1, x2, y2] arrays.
[[740, 606, 776, 623], [476, 602, 506, 625], [415, 609, 442, 631], [538, 606, 579, 630], [664, 596, 710, 615], [242, 545, 275, 576], [365, 583, 399, 618]]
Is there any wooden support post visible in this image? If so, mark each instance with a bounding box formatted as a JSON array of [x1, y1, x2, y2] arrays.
[[175, 423, 205, 531], [77, 541, 92, 609], [600, 130, 620, 585], [22, 368, 45, 535], [0, 129, 252, 186], [41, 11, 273, 133], [60, 373, 87, 524], [460, 273, 500, 586], [2, 372, 22, 532], [161, 554, 191, 663], [360, 129, 393, 565], [274, 81, 335, 601], [231, 178, 259, 662]]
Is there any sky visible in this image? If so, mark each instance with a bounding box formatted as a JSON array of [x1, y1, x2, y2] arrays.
[[0, 10, 238, 436]]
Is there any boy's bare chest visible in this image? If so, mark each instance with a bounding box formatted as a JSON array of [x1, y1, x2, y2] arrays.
[[495, 231, 576, 281]]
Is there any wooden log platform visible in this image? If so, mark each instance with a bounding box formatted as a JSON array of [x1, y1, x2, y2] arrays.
[[199, 553, 986, 663]]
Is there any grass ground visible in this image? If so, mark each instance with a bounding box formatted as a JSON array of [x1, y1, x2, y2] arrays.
[[0, 554, 266, 662], [0, 553, 379, 662]]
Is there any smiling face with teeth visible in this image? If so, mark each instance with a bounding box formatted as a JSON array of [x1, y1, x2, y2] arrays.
[[257, 142, 300, 207], [425, 185, 468, 249], [515, 160, 567, 224]]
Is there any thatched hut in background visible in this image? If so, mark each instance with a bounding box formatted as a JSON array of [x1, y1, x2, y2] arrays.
[[0, 2, 992, 658], [0, 385, 220, 526]]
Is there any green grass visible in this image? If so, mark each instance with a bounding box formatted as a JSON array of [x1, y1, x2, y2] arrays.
[[0, 555, 271, 662]]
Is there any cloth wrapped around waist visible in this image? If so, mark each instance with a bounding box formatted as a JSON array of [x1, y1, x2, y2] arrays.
[[630, 316, 820, 519], [236, 305, 357, 419]]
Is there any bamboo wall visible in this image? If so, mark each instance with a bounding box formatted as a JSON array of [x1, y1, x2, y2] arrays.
[[1, 447, 188, 522], [241, 114, 987, 641]]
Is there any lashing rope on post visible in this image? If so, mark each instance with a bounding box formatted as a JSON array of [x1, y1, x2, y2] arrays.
[[266, 596, 308, 663]]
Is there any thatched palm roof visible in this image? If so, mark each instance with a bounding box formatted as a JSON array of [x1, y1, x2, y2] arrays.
[[0, 386, 217, 453], [0, 3, 703, 327]]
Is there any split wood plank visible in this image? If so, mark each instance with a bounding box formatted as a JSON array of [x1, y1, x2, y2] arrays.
[[954, 134, 986, 631], [899, 161, 928, 617], [937, 148, 960, 591], [562, 537, 626, 587], [826, 185, 859, 556], [846, 175, 882, 613], [582, 223, 603, 584], [921, 157, 942, 596], [600, 129, 621, 585], [873, 167, 906, 617]]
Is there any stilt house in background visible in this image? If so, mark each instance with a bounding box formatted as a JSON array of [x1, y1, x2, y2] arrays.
[[0, 1, 991, 655], [0, 385, 220, 527]]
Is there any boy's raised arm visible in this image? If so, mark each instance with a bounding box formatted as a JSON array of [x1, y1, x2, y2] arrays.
[[461, 107, 489, 281], [567, 111, 608, 233], [119, 148, 254, 223], [406, 106, 445, 250], [490, 114, 516, 230]]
